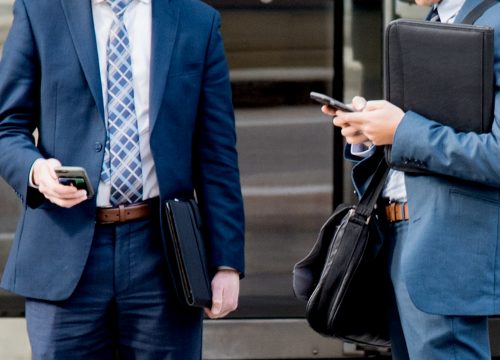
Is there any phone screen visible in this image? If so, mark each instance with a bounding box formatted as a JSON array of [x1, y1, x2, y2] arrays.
[[58, 177, 87, 190], [55, 166, 94, 198]]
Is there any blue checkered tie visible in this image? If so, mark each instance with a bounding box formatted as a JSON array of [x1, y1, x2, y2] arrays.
[[101, 0, 143, 205]]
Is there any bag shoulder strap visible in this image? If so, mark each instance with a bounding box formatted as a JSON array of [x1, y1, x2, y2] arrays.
[[355, 156, 389, 218], [462, 0, 499, 24]]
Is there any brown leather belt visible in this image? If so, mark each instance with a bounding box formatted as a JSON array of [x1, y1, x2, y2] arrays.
[[96, 198, 158, 224], [384, 202, 409, 222]]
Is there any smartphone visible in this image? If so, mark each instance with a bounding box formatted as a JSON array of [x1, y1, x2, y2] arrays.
[[55, 166, 94, 198], [310, 91, 354, 112]]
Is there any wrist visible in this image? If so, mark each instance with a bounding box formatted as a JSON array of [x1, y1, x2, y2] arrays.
[[30, 158, 44, 188]]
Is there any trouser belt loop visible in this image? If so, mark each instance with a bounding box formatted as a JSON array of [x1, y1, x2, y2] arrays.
[[118, 204, 126, 223]]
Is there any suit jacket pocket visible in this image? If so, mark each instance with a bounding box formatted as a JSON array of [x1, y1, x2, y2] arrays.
[[449, 189, 500, 257]]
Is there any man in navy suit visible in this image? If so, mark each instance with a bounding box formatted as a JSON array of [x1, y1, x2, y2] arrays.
[[0, 0, 244, 358], [324, 0, 500, 358]]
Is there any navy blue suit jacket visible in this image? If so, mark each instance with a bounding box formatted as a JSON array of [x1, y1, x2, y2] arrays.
[[0, 0, 244, 301], [351, 0, 500, 316]]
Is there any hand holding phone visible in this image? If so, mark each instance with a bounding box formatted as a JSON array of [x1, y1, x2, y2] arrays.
[[55, 166, 94, 199], [310, 92, 354, 112]]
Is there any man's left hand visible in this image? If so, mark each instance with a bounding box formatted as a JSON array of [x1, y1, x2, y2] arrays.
[[205, 269, 240, 319]]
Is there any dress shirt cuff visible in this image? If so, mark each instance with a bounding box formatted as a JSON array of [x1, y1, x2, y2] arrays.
[[28, 158, 44, 189], [351, 143, 375, 158], [217, 266, 239, 274]]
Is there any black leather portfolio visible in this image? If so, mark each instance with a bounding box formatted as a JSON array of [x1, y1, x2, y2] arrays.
[[385, 19, 495, 133], [163, 199, 212, 308]]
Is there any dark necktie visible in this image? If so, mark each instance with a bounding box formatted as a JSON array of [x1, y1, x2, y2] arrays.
[[429, 6, 441, 22]]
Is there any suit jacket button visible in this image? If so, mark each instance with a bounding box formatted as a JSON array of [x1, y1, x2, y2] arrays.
[[95, 142, 103, 152]]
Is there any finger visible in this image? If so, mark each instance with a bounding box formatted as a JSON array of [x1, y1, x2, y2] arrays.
[[333, 116, 350, 128], [205, 306, 222, 319], [321, 105, 336, 117], [44, 186, 86, 201], [363, 100, 387, 111], [341, 126, 363, 138], [47, 195, 88, 208], [46, 158, 62, 181], [210, 286, 224, 317], [40, 186, 87, 207], [204, 309, 218, 319], [52, 182, 85, 196], [42, 185, 87, 206], [342, 128, 368, 143], [352, 96, 367, 111], [335, 111, 367, 127], [334, 113, 365, 128], [216, 289, 238, 318], [52, 189, 87, 201], [221, 289, 238, 317], [345, 134, 370, 145], [40, 180, 81, 198]]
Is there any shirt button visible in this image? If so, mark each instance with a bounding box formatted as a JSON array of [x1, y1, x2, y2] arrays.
[[95, 142, 103, 152]]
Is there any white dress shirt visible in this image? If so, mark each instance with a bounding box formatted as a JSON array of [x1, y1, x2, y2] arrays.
[[92, 0, 158, 207], [436, 0, 466, 24], [29, 0, 158, 206], [352, 0, 466, 202]]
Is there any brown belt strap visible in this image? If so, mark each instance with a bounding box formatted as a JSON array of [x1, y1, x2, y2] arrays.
[[96, 201, 152, 224]]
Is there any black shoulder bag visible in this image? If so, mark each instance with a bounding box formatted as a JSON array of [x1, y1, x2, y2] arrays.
[[293, 156, 391, 348]]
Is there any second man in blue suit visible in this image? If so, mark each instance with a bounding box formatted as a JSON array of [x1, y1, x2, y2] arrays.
[[324, 0, 500, 358]]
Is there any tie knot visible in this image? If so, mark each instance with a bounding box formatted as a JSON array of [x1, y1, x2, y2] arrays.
[[429, 6, 441, 22], [106, 0, 132, 17]]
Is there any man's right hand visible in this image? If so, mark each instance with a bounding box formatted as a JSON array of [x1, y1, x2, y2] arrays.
[[32, 158, 88, 208], [322, 96, 371, 145]]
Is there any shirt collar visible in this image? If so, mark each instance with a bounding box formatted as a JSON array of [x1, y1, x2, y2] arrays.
[[435, 0, 466, 23]]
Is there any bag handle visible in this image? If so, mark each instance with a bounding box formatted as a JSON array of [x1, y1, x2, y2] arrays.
[[355, 155, 389, 218], [462, 0, 498, 25]]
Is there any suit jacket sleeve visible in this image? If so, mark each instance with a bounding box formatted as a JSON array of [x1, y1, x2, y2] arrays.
[[193, 12, 245, 276], [0, 0, 44, 207], [389, 8, 500, 188]]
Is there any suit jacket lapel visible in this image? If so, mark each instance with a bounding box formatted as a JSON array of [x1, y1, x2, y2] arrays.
[[60, 0, 105, 122], [150, 0, 179, 131]]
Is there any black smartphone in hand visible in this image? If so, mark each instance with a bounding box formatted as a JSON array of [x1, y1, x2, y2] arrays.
[[310, 91, 354, 112], [55, 166, 94, 198]]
